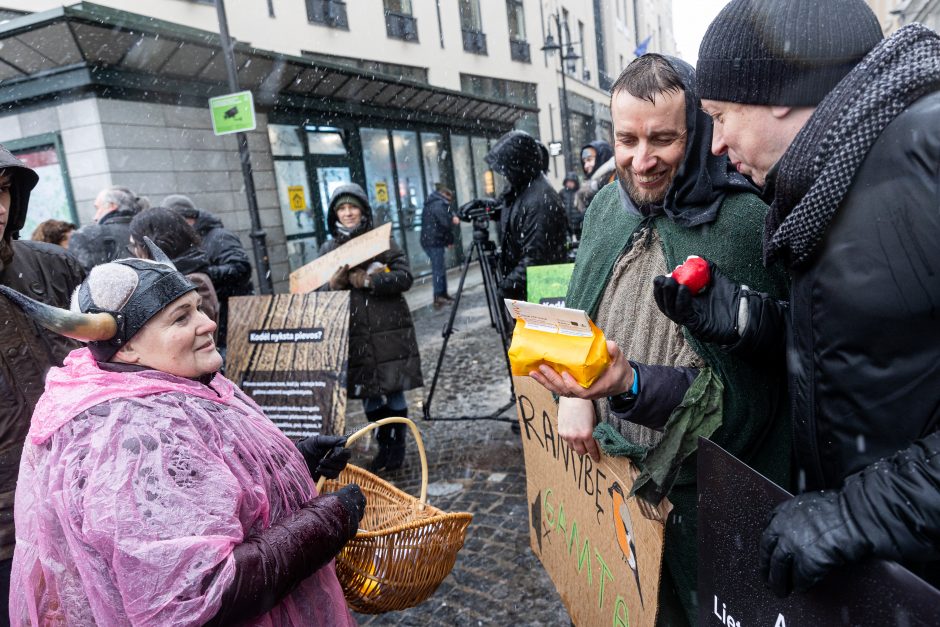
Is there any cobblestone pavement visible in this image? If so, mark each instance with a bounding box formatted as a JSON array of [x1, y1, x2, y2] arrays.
[[342, 283, 571, 626]]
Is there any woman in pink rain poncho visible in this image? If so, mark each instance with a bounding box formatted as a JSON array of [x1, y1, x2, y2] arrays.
[[1, 241, 364, 626]]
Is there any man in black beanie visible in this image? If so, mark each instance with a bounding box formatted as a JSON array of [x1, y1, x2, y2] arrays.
[[654, 0, 940, 598]]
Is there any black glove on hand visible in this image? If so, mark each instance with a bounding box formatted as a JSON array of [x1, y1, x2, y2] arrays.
[[759, 490, 872, 598], [653, 260, 741, 345], [296, 435, 351, 481], [336, 483, 367, 528]]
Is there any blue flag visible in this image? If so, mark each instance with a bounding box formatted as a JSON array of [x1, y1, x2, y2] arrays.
[[634, 35, 652, 57]]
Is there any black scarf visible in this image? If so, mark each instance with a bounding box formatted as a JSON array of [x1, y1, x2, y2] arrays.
[[623, 56, 757, 226], [767, 24, 940, 267]]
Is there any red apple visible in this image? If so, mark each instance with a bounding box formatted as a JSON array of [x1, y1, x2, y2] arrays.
[[670, 255, 710, 295]]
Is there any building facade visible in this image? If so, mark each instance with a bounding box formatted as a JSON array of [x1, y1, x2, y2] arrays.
[[0, 0, 676, 290]]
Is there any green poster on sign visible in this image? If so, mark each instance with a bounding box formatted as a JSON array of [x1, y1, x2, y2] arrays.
[[209, 91, 257, 136], [526, 263, 575, 306]]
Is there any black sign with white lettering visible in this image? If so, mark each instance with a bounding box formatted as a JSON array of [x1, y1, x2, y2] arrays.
[[698, 439, 940, 627]]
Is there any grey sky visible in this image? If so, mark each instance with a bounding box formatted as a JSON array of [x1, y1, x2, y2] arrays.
[[672, 0, 730, 65]]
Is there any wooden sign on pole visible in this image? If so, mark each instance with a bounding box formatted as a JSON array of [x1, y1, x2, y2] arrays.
[[289, 222, 392, 294], [514, 376, 669, 627], [225, 291, 349, 439]]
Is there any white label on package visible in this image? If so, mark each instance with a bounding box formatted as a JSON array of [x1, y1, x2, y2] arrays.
[[504, 299, 593, 337]]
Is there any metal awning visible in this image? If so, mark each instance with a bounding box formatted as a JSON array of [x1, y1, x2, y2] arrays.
[[0, 2, 534, 128]]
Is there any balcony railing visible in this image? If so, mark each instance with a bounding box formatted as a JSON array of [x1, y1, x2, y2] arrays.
[[462, 29, 487, 55], [509, 39, 530, 63], [306, 0, 348, 29], [385, 12, 418, 42]]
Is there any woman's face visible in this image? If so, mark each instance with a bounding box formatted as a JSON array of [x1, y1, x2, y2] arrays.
[[114, 291, 222, 378], [336, 202, 362, 229]]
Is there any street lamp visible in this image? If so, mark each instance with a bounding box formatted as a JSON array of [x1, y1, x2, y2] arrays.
[[541, 12, 580, 173]]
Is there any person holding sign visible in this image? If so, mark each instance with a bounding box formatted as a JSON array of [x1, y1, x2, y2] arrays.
[[530, 54, 791, 625], [1, 246, 363, 625], [658, 0, 940, 597], [320, 183, 423, 472]]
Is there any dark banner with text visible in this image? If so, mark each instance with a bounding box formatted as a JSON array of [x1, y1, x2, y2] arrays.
[[698, 438, 940, 627]]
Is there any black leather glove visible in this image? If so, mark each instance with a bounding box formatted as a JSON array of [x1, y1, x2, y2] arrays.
[[653, 259, 741, 345], [335, 483, 367, 527], [295, 435, 351, 481], [759, 490, 872, 597]]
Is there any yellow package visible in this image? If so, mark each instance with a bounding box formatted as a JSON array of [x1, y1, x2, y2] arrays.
[[505, 300, 611, 388]]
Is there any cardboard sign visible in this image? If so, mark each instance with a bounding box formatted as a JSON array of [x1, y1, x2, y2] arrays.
[[225, 292, 349, 439], [289, 222, 392, 293], [698, 438, 940, 627], [208, 90, 256, 136], [526, 263, 575, 306], [515, 376, 667, 627]]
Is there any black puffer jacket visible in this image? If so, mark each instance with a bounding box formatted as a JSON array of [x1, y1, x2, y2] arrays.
[[69, 208, 136, 271], [318, 183, 423, 398], [740, 90, 940, 576], [559, 172, 582, 236], [419, 190, 455, 248], [0, 146, 84, 560], [484, 131, 568, 300]]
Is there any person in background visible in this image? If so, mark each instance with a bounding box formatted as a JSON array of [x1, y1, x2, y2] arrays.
[[0, 145, 85, 617], [2, 249, 362, 625], [163, 195, 253, 352], [484, 130, 568, 301], [129, 206, 220, 330], [420, 183, 460, 309], [68, 186, 142, 271], [576, 140, 616, 212], [558, 172, 582, 242], [656, 0, 940, 596], [30, 219, 76, 248], [321, 183, 423, 473]]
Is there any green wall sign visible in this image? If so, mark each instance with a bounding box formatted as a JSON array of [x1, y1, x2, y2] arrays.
[[209, 90, 257, 136]]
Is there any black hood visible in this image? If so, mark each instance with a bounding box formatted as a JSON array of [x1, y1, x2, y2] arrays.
[[580, 140, 614, 177], [172, 245, 211, 275], [563, 171, 580, 189], [327, 182, 373, 238], [191, 209, 225, 236], [0, 145, 39, 242], [485, 131, 544, 190], [623, 55, 757, 227]]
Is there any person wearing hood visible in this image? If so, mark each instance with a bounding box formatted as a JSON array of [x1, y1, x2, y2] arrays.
[[68, 186, 143, 271], [1, 245, 363, 625], [419, 183, 459, 308], [575, 140, 616, 213], [529, 54, 791, 625], [656, 0, 940, 597], [320, 183, 423, 472], [129, 206, 220, 329], [484, 130, 568, 300], [558, 172, 582, 240], [0, 145, 86, 613], [163, 194, 254, 351]]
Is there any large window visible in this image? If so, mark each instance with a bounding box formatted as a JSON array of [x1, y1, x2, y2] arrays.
[[506, 0, 529, 62], [460, 73, 539, 137], [306, 0, 348, 29], [384, 0, 418, 42], [7, 134, 77, 235], [459, 0, 487, 54]]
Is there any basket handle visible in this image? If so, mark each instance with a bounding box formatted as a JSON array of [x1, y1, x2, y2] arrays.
[[315, 417, 429, 508]]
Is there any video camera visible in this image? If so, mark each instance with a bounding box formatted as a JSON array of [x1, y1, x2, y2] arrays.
[[456, 198, 502, 223]]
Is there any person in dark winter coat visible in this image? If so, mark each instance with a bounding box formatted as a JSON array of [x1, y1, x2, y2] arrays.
[[484, 131, 568, 301], [656, 0, 940, 597], [68, 186, 142, 271], [320, 183, 423, 472], [558, 172, 582, 240], [419, 184, 459, 308], [0, 145, 85, 614], [576, 140, 616, 213], [163, 195, 253, 349], [129, 207, 220, 329]]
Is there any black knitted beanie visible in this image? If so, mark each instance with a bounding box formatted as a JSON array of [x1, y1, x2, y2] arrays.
[[697, 0, 883, 106]]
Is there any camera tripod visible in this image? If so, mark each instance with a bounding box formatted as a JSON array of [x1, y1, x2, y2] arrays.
[[422, 218, 517, 422]]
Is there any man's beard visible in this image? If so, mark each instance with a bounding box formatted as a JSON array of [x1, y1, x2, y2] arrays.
[[617, 164, 676, 206]]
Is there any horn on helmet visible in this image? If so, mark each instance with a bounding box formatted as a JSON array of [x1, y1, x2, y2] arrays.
[[143, 236, 176, 268], [0, 285, 117, 342]]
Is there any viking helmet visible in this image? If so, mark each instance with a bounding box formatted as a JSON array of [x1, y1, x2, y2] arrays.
[[0, 238, 196, 361]]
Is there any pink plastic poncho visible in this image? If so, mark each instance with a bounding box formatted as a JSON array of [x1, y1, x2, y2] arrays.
[[10, 348, 355, 626]]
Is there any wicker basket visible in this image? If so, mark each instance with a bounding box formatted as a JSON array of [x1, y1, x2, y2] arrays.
[[317, 417, 473, 614]]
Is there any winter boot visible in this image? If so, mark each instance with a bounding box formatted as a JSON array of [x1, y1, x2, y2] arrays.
[[365, 406, 393, 472], [384, 410, 408, 472]]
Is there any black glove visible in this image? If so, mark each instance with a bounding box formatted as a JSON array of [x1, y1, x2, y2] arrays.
[[335, 483, 367, 527], [653, 260, 741, 345], [759, 490, 872, 597], [295, 435, 351, 481]]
